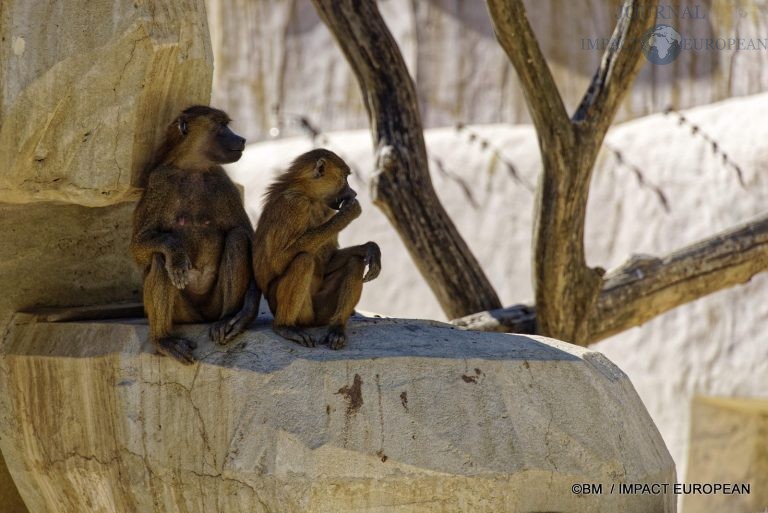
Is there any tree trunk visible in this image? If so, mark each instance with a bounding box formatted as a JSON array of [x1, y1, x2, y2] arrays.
[[311, 0, 501, 319], [487, 0, 656, 343]]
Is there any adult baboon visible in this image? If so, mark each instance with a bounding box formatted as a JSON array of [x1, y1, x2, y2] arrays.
[[253, 149, 381, 349], [131, 106, 259, 364]]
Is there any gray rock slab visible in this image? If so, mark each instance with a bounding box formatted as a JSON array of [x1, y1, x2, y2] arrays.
[[0, 314, 675, 512]]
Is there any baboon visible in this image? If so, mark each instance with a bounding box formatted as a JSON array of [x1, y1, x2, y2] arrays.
[[253, 149, 381, 349], [131, 105, 260, 364]]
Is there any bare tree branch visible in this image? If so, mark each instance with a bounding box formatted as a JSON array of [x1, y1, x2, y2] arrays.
[[573, 1, 655, 137], [591, 213, 768, 341], [453, 213, 768, 342], [452, 303, 536, 334], [485, 0, 570, 138], [311, 0, 501, 318]]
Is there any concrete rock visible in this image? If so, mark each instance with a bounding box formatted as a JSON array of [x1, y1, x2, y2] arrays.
[[0, 201, 142, 336], [0, 315, 674, 513], [0, 0, 214, 507], [0, 202, 142, 509], [682, 397, 768, 513], [0, 0, 213, 206]]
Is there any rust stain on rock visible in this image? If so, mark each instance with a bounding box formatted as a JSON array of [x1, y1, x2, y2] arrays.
[[336, 374, 363, 416]]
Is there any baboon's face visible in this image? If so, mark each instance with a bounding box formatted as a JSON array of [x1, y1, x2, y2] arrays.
[[178, 108, 246, 165], [202, 118, 246, 164], [311, 158, 356, 210]]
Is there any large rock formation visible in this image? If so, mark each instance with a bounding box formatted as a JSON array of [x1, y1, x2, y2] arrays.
[[0, 0, 214, 327], [0, 313, 675, 513], [0, 0, 214, 509], [0, 0, 213, 206]]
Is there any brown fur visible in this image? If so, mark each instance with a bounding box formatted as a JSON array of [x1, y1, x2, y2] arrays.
[[253, 149, 381, 349], [131, 106, 259, 364]]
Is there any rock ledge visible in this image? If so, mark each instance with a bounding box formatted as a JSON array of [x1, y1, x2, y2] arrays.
[[0, 314, 675, 512]]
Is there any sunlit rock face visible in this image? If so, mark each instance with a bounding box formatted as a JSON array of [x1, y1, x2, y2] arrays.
[[0, 0, 213, 206], [0, 1, 215, 509], [0, 313, 674, 512]]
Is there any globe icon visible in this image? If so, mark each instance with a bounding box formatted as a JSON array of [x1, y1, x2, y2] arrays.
[[642, 24, 682, 65]]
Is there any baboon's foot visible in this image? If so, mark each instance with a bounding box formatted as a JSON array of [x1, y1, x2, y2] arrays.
[[210, 313, 249, 345], [154, 337, 197, 365], [322, 325, 347, 350], [274, 326, 316, 348]]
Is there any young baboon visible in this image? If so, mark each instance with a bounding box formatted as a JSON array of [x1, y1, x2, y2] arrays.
[[253, 149, 381, 349], [131, 106, 260, 364]]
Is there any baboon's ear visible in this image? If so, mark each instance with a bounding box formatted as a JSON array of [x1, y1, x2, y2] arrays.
[[314, 158, 326, 178], [177, 116, 189, 136]]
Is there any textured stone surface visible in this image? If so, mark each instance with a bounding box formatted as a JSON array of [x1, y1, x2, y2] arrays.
[[0, 457, 26, 513], [682, 397, 768, 513], [0, 1, 215, 504], [0, 201, 142, 333], [205, 0, 768, 140], [0, 0, 213, 206], [0, 314, 674, 513], [227, 92, 768, 503], [0, 201, 141, 508]]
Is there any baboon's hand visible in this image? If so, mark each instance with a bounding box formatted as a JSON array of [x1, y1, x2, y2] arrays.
[[363, 242, 381, 282], [209, 317, 233, 345], [166, 252, 191, 289], [338, 198, 362, 220]]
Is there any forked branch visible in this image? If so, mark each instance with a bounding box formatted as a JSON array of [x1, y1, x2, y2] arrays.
[[485, 0, 657, 343], [573, 1, 656, 141]]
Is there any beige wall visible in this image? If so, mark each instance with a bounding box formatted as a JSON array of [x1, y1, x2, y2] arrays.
[[206, 0, 768, 140]]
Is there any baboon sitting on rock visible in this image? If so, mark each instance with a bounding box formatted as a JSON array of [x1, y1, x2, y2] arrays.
[[253, 149, 381, 349], [131, 106, 259, 364]]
